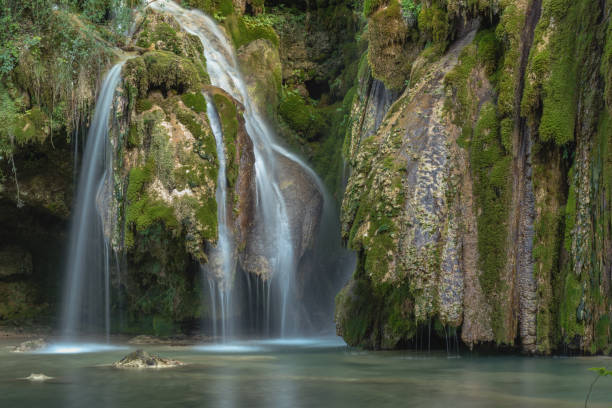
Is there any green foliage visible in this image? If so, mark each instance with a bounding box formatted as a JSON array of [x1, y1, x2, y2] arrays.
[[152, 315, 177, 337], [3, 5, 115, 139], [589, 367, 612, 376], [135, 98, 153, 113], [400, 0, 420, 26], [363, 0, 385, 17], [0, 86, 18, 156]]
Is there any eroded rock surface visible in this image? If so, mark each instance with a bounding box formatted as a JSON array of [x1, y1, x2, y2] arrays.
[[112, 349, 184, 369], [12, 338, 47, 353]]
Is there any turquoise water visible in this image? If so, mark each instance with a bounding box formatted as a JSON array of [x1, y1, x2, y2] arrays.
[[1, 338, 610, 407]]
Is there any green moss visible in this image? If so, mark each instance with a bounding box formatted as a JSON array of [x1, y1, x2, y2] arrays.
[[495, 2, 525, 118], [367, 0, 416, 90], [125, 161, 181, 248], [176, 108, 218, 182], [13, 107, 49, 145], [559, 271, 585, 341], [224, 14, 279, 49], [0, 282, 46, 323], [196, 196, 218, 241], [151, 22, 182, 55], [181, 92, 206, 113], [522, 0, 601, 145], [127, 122, 142, 148], [143, 51, 201, 95], [212, 93, 238, 187], [363, 0, 385, 17], [469, 102, 512, 339], [136, 98, 153, 113], [278, 90, 326, 142], [595, 315, 610, 352], [417, 3, 450, 46]]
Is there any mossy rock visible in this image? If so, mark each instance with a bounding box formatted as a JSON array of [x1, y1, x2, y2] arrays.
[[224, 14, 279, 49], [278, 90, 327, 142], [143, 51, 201, 95], [367, 0, 418, 90]]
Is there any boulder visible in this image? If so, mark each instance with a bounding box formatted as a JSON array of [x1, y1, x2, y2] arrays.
[[112, 349, 184, 369], [21, 373, 53, 382], [11, 338, 46, 353]]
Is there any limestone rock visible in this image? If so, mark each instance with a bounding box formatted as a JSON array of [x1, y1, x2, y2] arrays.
[[238, 39, 282, 119], [12, 338, 46, 353], [112, 349, 184, 369], [21, 373, 53, 381]]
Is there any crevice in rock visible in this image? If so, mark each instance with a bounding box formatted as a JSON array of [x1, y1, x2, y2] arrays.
[[510, 0, 542, 353]]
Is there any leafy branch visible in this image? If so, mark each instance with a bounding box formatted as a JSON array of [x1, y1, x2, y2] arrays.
[[585, 367, 611, 408]]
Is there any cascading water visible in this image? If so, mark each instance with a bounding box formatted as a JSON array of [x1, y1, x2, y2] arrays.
[[150, 0, 330, 337], [202, 93, 234, 340], [61, 62, 125, 340]]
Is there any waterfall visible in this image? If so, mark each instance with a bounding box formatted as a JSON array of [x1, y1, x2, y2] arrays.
[[202, 93, 234, 340], [60, 62, 125, 340], [150, 0, 328, 337]]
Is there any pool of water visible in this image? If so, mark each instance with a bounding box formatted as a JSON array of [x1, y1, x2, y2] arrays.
[[0, 337, 610, 407]]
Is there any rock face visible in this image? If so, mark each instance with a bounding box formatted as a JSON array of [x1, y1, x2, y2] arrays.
[[0, 247, 32, 278], [112, 349, 184, 369], [21, 373, 53, 382], [337, 0, 612, 355], [237, 39, 282, 121], [338, 28, 482, 349]]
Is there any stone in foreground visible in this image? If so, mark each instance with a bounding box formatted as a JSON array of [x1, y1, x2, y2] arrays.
[[12, 339, 46, 353], [112, 349, 184, 369], [21, 373, 53, 381]]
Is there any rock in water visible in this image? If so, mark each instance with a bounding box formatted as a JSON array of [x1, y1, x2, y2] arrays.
[[112, 349, 183, 369], [22, 373, 53, 381], [12, 338, 47, 353]]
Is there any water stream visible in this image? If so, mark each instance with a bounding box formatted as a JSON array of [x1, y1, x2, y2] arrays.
[[60, 62, 125, 340]]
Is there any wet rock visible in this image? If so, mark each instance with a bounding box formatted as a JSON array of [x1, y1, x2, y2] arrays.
[[21, 373, 53, 382], [12, 338, 46, 353], [112, 349, 184, 369], [128, 335, 165, 345], [238, 39, 282, 119]]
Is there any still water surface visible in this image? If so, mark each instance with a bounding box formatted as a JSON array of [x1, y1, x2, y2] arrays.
[[0, 337, 610, 407]]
